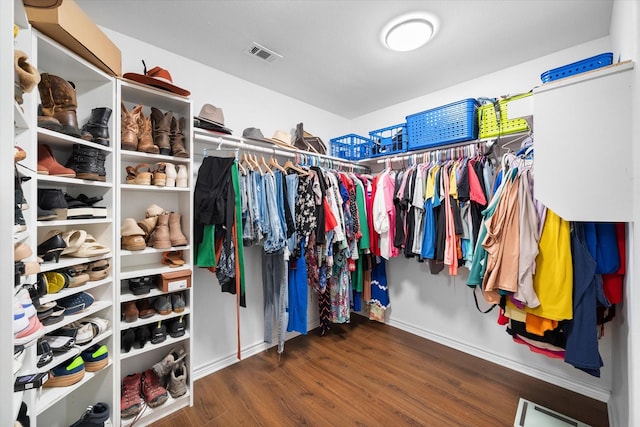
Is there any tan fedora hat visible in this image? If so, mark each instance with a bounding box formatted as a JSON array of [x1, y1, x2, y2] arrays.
[[267, 130, 295, 150]]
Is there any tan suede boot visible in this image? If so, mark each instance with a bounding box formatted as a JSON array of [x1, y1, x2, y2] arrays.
[[169, 212, 188, 247], [149, 212, 171, 249], [150, 107, 173, 155], [137, 110, 160, 154], [121, 103, 141, 151], [15, 50, 40, 94]]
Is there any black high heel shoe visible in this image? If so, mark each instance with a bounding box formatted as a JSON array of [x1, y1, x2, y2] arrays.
[[37, 233, 66, 262]]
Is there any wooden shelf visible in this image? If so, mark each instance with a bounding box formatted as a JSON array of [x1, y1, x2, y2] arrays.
[[40, 277, 112, 305], [120, 285, 188, 303], [37, 128, 113, 152], [39, 254, 112, 274], [43, 300, 112, 335], [120, 331, 190, 360], [120, 245, 190, 257], [120, 264, 191, 280], [120, 308, 191, 330], [120, 183, 190, 192]]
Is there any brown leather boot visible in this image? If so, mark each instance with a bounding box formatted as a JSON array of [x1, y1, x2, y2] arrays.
[[122, 301, 139, 322], [137, 110, 159, 154], [170, 116, 189, 158], [121, 103, 141, 151], [150, 107, 172, 156], [38, 73, 91, 139], [149, 212, 171, 249], [168, 212, 188, 247]]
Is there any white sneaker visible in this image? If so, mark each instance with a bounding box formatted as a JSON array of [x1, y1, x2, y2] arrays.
[[152, 345, 187, 378], [13, 299, 29, 334], [16, 288, 37, 318]]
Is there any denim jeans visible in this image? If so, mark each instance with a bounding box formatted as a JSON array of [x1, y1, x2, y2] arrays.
[[263, 173, 286, 253], [262, 250, 288, 353], [285, 174, 298, 255], [274, 171, 288, 241], [240, 173, 255, 244]]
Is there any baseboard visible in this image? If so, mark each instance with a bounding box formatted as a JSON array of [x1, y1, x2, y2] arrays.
[[193, 320, 321, 381], [388, 317, 611, 403]]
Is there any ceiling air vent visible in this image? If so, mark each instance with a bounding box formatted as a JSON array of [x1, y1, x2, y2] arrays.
[[245, 42, 282, 63]]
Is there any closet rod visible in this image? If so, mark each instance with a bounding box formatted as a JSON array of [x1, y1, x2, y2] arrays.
[[371, 141, 485, 164], [195, 131, 370, 172]]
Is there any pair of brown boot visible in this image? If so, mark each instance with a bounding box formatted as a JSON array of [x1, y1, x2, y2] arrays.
[[121, 104, 188, 158]]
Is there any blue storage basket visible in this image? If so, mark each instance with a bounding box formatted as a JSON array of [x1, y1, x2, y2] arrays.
[[406, 98, 479, 151], [541, 52, 613, 83], [329, 134, 372, 161], [368, 124, 408, 158]]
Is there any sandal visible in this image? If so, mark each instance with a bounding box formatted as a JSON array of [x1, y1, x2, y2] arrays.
[[86, 259, 111, 281], [64, 234, 110, 258], [125, 163, 152, 185], [162, 250, 185, 267], [59, 229, 88, 256], [152, 162, 167, 187]]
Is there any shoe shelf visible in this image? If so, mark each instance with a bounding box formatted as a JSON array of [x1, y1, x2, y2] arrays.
[[120, 286, 187, 304], [43, 300, 112, 335], [40, 277, 112, 305], [36, 329, 113, 374], [37, 218, 113, 228], [120, 308, 191, 331], [121, 331, 190, 361], [35, 359, 113, 416], [37, 128, 113, 153], [14, 101, 29, 132], [39, 254, 112, 274], [37, 174, 114, 188], [120, 391, 191, 427], [120, 264, 191, 281], [120, 245, 191, 257], [120, 183, 190, 193], [119, 79, 191, 111], [120, 150, 191, 164]]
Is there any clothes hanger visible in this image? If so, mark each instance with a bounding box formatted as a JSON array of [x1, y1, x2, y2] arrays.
[[250, 154, 263, 174], [284, 159, 308, 176], [241, 152, 254, 172], [260, 155, 273, 175], [269, 156, 287, 174]]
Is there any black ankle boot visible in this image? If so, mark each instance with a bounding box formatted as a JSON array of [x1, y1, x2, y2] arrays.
[[96, 151, 106, 182], [81, 107, 112, 146], [65, 144, 100, 181]]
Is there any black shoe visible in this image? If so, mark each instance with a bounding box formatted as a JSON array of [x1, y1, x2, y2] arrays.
[[96, 151, 106, 181], [64, 193, 94, 219], [37, 340, 53, 368], [128, 276, 153, 295], [37, 206, 58, 221], [38, 188, 68, 220], [37, 233, 66, 262], [121, 329, 135, 353], [65, 144, 100, 181], [16, 401, 30, 427], [81, 107, 112, 147], [150, 321, 167, 344], [167, 316, 186, 338], [135, 326, 150, 349], [15, 203, 26, 233], [69, 402, 110, 427]]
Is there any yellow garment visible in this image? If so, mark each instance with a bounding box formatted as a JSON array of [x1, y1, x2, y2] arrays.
[[424, 165, 440, 200], [526, 210, 573, 321], [525, 313, 559, 335], [504, 300, 527, 322], [449, 162, 458, 199]]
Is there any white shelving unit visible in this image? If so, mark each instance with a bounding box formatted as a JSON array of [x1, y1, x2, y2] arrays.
[[115, 78, 194, 426]]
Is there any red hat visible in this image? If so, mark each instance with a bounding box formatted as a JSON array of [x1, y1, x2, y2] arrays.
[[123, 62, 190, 97]]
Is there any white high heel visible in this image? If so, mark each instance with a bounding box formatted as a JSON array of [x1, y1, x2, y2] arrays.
[[165, 162, 177, 187], [176, 165, 188, 188]]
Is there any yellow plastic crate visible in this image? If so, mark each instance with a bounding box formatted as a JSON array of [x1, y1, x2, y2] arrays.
[[478, 92, 531, 139]]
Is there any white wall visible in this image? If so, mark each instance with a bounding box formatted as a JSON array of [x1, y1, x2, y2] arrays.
[[350, 36, 616, 402], [102, 28, 345, 375]]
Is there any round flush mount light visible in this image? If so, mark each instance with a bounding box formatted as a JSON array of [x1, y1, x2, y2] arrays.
[[381, 13, 438, 52]]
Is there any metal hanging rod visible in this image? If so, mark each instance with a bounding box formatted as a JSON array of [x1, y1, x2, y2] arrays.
[[194, 129, 370, 172]]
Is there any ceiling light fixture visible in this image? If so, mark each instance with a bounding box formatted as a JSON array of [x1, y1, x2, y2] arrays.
[[381, 13, 438, 52]]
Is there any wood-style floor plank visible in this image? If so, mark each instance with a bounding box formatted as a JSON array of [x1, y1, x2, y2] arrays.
[[150, 314, 609, 427]]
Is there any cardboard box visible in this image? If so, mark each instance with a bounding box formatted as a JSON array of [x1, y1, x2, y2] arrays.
[[25, 0, 122, 76], [159, 269, 192, 292]]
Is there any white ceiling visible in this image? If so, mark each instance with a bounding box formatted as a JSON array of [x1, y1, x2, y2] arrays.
[[75, 0, 613, 119]]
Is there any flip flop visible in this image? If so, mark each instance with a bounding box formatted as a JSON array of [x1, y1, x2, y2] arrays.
[[162, 250, 185, 267], [60, 230, 88, 255]]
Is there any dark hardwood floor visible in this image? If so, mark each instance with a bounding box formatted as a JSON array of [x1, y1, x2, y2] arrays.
[[151, 314, 609, 427]]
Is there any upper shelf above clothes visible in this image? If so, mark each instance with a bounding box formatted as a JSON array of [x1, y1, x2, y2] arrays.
[[193, 128, 370, 172]]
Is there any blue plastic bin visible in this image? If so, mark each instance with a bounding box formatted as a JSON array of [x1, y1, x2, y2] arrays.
[[541, 52, 613, 83], [405, 98, 479, 151], [329, 134, 373, 161], [368, 124, 408, 158]]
